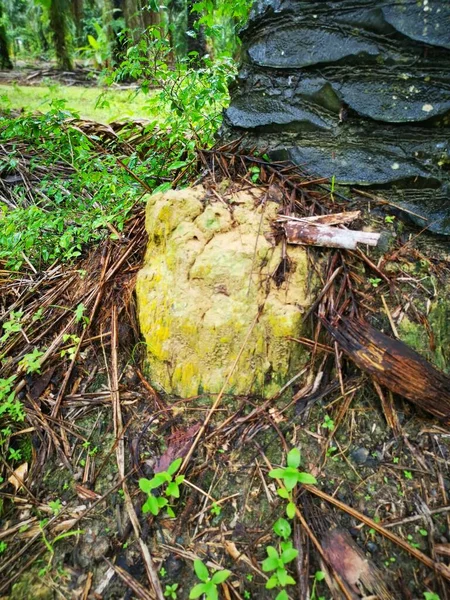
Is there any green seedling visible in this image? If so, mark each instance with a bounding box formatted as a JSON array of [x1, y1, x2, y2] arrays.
[[18, 348, 44, 374], [368, 277, 382, 288], [321, 414, 334, 431], [164, 583, 178, 599], [189, 559, 231, 600], [269, 448, 317, 518], [262, 541, 298, 600], [311, 570, 326, 600], [139, 458, 185, 517], [49, 499, 63, 515]]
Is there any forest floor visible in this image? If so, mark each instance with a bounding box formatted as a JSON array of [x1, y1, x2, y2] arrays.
[[0, 63, 154, 122], [1, 108, 450, 600]]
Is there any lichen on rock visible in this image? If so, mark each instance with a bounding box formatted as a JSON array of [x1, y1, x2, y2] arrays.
[[136, 185, 314, 398]]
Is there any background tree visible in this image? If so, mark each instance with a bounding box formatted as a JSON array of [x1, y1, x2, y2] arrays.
[[186, 0, 206, 62], [49, 0, 73, 70], [0, 1, 13, 68]]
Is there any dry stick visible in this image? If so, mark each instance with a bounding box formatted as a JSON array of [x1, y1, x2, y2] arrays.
[[180, 307, 263, 473], [51, 247, 110, 418], [104, 558, 155, 600], [303, 484, 450, 581], [110, 307, 165, 600], [383, 505, 450, 529]]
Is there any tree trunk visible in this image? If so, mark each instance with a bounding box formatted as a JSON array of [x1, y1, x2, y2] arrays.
[[141, 0, 160, 30], [110, 0, 127, 65], [0, 1, 12, 70], [49, 0, 73, 70], [72, 0, 84, 44], [186, 0, 206, 63]]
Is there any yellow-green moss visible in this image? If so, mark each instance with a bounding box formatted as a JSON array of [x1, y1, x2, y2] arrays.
[[136, 185, 315, 398]]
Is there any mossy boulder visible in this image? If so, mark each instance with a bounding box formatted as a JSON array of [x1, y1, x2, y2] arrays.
[[136, 185, 314, 398]]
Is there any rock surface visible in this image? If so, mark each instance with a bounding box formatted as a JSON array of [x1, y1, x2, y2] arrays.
[[136, 186, 313, 398], [224, 0, 450, 234]]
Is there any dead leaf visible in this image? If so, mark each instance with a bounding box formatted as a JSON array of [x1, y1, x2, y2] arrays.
[[153, 422, 201, 473], [8, 462, 28, 492]]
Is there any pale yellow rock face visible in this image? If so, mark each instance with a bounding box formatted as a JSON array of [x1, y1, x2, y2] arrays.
[[136, 185, 313, 397]]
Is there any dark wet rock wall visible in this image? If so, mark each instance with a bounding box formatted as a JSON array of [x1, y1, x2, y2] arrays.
[[224, 0, 450, 233]]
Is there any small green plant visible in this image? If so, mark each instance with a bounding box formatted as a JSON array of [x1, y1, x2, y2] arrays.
[[74, 303, 90, 326], [310, 570, 326, 600], [164, 583, 179, 599], [210, 502, 222, 516], [0, 376, 24, 425], [407, 534, 420, 549], [262, 540, 298, 600], [60, 334, 81, 360], [249, 166, 260, 183], [321, 414, 334, 431], [160, 567, 167, 577], [49, 499, 63, 515], [404, 470, 413, 480], [269, 448, 317, 518], [368, 277, 382, 288], [8, 447, 22, 461], [385, 215, 395, 224], [139, 458, 185, 517], [189, 559, 231, 600], [18, 348, 44, 374], [0, 541, 7, 554], [1, 311, 23, 343]]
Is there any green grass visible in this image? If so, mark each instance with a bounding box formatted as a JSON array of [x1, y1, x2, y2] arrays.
[[0, 83, 155, 122]]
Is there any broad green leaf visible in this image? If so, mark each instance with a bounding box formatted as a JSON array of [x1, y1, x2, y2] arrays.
[[275, 590, 289, 600], [166, 482, 180, 498], [266, 546, 279, 559], [268, 468, 286, 479], [189, 583, 206, 599], [194, 559, 209, 582], [211, 570, 231, 584], [203, 580, 217, 600], [283, 474, 298, 491], [265, 574, 279, 589], [273, 518, 291, 540], [152, 183, 172, 195], [287, 448, 301, 468], [297, 472, 317, 485], [262, 557, 279, 572], [142, 495, 159, 516], [167, 457, 182, 476], [277, 488, 290, 499], [281, 548, 298, 564], [286, 502, 296, 519], [277, 567, 289, 587], [315, 570, 326, 582], [167, 160, 188, 171], [139, 478, 153, 494]]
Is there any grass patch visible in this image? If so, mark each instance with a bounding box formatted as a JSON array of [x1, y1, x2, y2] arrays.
[[0, 83, 155, 122]]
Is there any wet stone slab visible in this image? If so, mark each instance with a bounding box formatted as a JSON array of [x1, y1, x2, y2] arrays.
[[224, 0, 450, 233]]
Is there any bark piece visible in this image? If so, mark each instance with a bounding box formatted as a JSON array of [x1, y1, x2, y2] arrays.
[[322, 528, 393, 600], [283, 221, 379, 250], [324, 316, 450, 423]]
